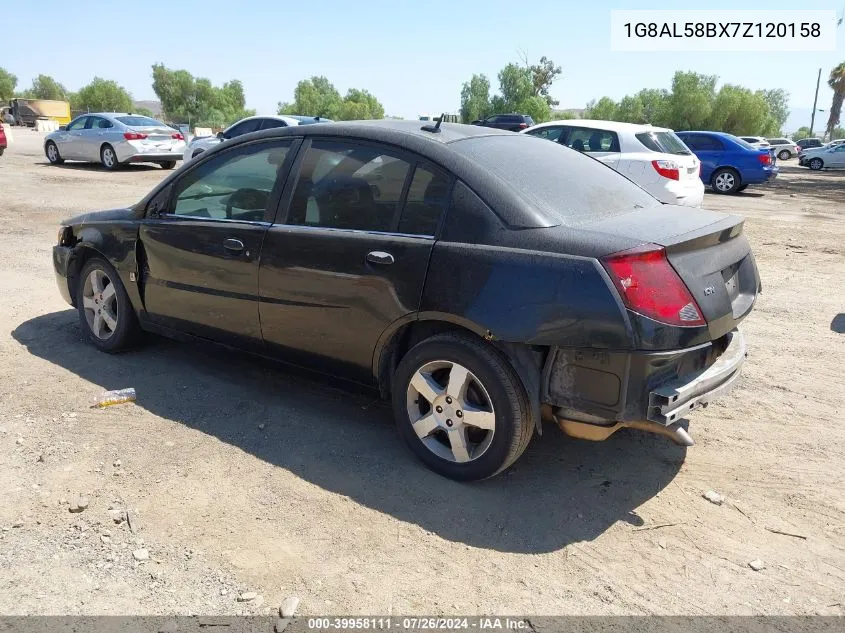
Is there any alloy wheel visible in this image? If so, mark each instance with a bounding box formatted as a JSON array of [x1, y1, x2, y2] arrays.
[[102, 148, 116, 168], [809, 158, 823, 170], [47, 144, 58, 162], [714, 172, 735, 192], [82, 268, 118, 340], [406, 360, 496, 463]]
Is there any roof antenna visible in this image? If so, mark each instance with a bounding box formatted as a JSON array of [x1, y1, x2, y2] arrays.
[[421, 113, 445, 133]]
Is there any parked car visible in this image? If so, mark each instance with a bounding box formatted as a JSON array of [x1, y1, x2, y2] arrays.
[[796, 137, 824, 152], [51, 120, 759, 480], [522, 120, 703, 207], [798, 143, 845, 170], [44, 113, 186, 171], [675, 131, 778, 194], [470, 113, 535, 131], [0, 122, 7, 156], [766, 137, 800, 160], [738, 136, 770, 149], [184, 115, 331, 163]]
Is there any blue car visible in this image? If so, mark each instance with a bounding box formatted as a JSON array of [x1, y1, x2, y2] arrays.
[[676, 131, 778, 194]]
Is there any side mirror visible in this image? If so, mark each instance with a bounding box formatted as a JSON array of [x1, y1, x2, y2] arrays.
[[216, 131, 227, 140], [58, 125, 67, 131]]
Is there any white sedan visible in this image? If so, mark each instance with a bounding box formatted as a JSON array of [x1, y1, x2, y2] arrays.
[[798, 142, 845, 170], [522, 120, 704, 207], [183, 115, 331, 163]]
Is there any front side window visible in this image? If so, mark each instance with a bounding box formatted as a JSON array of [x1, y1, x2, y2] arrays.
[[170, 141, 291, 222], [66, 117, 88, 131], [565, 127, 620, 153], [225, 119, 262, 138], [528, 127, 564, 142], [86, 117, 113, 130], [287, 141, 411, 232], [397, 163, 451, 236]]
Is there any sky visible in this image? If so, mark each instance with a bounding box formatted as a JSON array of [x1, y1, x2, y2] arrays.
[[4, 0, 844, 134]]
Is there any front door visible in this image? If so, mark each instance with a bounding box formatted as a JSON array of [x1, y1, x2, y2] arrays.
[[259, 139, 452, 382], [56, 115, 89, 159], [139, 138, 294, 348]]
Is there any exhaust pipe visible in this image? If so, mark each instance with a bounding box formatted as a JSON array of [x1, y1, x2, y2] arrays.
[[555, 416, 694, 447]]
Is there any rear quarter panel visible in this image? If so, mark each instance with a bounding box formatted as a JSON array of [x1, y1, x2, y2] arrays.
[[420, 242, 632, 350]]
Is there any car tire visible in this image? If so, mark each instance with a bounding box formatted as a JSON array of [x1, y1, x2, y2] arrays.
[[45, 141, 64, 165], [392, 332, 534, 481], [808, 158, 824, 171], [159, 161, 177, 170], [100, 144, 120, 171], [736, 184, 748, 192], [76, 257, 141, 353], [711, 168, 741, 194], [778, 150, 790, 160]]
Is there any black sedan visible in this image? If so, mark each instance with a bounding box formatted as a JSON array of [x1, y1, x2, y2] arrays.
[[52, 120, 760, 481]]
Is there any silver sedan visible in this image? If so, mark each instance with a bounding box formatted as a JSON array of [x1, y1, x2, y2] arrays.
[[44, 113, 187, 170]]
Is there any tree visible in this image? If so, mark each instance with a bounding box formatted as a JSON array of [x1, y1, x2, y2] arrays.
[[152, 63, 253, 128], [792, 126, 812, 139], [497, 63, 534, 111], [831, 126, 845, 140], [709, 84, 769, 135], [134, 107, 156, 118], [667, 71, 716, 131], [0, 67, 16, 102], [72, 77, 133, 113], [338, 88, 384, 120], [615, 95, 645, 123], [584, 97, 618, 120], [21, 74, 68, 100], [459, 74, 490, 123], [759, 88, 790, 136], [825, 62, 845, 140], [527, 56, 562, 107], [278, 76, 342, 119], [637, 88, 670, 126]]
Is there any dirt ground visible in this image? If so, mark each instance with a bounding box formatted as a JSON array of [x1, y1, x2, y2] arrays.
[[0, 128, 843, 617]]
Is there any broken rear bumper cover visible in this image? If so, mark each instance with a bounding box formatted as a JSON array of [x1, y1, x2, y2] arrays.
[[542, 329, 747, 428]]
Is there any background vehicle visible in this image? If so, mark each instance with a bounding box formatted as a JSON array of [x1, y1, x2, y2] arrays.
[[51, 120, 758, 481], [523, 119, 703, 207], [796, 137, 823, 153], [420, 114, 459, 123], [676, 131, 778, 194], [798, 143, 845, 170], [8, 98, 71, 126], [184, 114, 331, 162], [44, 113, 186, 170], [739, 136, 770, 149], [766, 137, 800, 160], [470, 113, 535, 131], [0, 123, 7, 156]]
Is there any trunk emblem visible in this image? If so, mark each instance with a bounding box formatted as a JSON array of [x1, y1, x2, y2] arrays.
[[704, 286, 715, 296]]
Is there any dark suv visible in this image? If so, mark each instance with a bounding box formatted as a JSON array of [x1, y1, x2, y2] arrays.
[[471, 114, 535, 132]]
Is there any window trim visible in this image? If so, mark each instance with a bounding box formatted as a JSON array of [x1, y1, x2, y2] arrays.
[[273, 137, 455, 238], [146, 137, 300, 224]]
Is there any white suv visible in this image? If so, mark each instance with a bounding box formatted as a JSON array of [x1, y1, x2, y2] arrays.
[[521, 120, 704, 207]]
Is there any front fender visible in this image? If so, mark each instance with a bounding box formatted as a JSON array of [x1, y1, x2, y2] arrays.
[[72, 223, 143, 315]]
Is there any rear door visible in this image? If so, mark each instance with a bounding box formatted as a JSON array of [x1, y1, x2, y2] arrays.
[[562, 126, 621, 168], [258, 138, 452, 382], [679, 134, 724, 182], [81, 116, 115, 161], [138, 138, 294, 348]]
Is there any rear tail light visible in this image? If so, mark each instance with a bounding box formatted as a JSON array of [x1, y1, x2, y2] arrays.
[[171, 132, 184, 140], [602, 244, 706, 327], [651, 159, 680, 181], [123, 131, 147, 140], [757, 152, 771, 165], [518, 122, 528, 129]]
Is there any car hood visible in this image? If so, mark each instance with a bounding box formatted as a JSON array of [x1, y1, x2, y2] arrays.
[[63, 207, 136, 226]]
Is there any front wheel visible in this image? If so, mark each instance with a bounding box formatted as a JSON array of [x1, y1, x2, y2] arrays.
[[778, 150, 790, 160], [711, 168, 741, 194], [76, 257, 141, 352], [159, 161, 177, 170], [392, 333, 534, 481], [808, 158, 824, 171], [45, 141, 64, 164], [100, 144, 119, 170]]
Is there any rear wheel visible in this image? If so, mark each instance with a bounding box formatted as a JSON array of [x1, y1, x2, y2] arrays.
[[45, 141, 63, 165], [808, 157, 824, 171], [736, 184, 748, 192], [392, 333, 534, 481], [778, 150, 790, 160], [711, 168, 741, 194], [76, 257, 141, 352], [100, 144, 119, 170], [159, 161, 177, 170]]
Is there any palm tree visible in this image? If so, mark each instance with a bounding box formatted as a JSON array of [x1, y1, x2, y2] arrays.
[[826, 62, 845, 139]]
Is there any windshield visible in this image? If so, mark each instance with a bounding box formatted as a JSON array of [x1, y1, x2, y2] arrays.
[[635, 131, 691, 155], [451, 135, 660, 225], [116, 115, 165, 127]]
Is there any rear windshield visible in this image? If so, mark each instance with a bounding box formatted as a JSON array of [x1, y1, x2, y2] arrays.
[[768, 138, 789, 145], [635, 131, 692, 155], [116, 115, 165, 127], [451, 135, 660, 225]]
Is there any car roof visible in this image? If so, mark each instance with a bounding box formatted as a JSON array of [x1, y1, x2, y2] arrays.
[[527, 119, 673, 133], [677, 130, 737, 139]]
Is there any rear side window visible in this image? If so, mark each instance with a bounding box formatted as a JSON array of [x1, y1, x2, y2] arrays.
[[260, 119, 287, 130], [528, 127, 565, 142], [451, 135, 659, 225], [398, 163, 451, 236], [684, 134, 724, 151], [565, 127, 620, 153], [115, 116, 163, 127], [226, 119, 262, 137], [635, 131, 691, 155], [287, 141, 411, 232]]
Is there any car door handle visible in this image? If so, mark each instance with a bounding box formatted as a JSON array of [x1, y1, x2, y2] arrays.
[[366, 251, 394, 265], [223, 238, 244, 253]]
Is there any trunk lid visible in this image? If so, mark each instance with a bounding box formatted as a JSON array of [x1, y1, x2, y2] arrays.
[[589, 205, 761, 338]]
